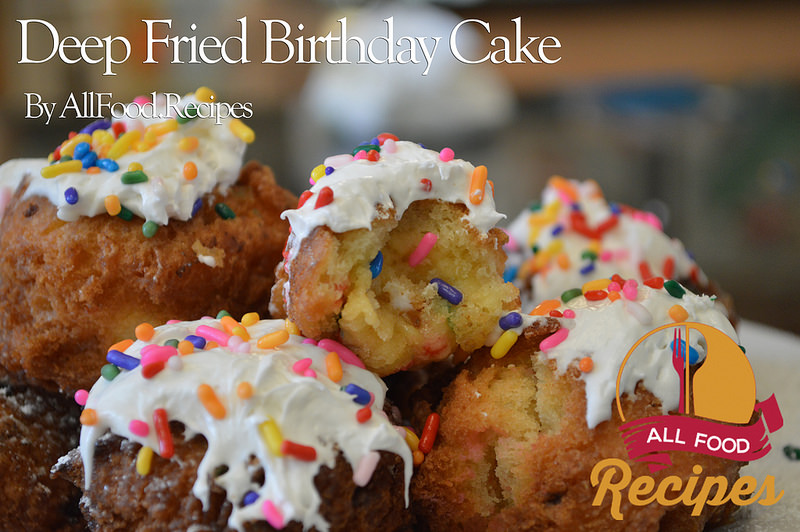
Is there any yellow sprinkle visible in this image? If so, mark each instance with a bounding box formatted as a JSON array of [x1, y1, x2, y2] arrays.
[[229, 119, 255, 143], [259, 419, 283, 456], [47, 153, 54, 163], [529, 200, 561, 226], [325, 351, 343, 383], [104, 195, 121, 216], [544, 239, 563, 257], [257, 330, 289, 350], [40, 160, 82, 179], [178, 340, 194, 355], [146, 119, 178, 137], [127, 162, 143, 172], [556, 252, 571, 270], [669, 305, 689, 322], [59, 133, 92, 157], [136, 446, 154, 475], [310, 164, 326, 184], [136, 140, 154, 152], [526, 227, 540, 249], [195, 86, 216, 102], [241, 312, 260, 327], [490, 330, 519, 359], [285, 321, 301, 336], [92, 128, 114, 146], [582, 278, 612, 294], [178, 136, 199, 152], [232, 326, 250, 341], [404, 427, 420, 452], [107, 130, 141, 160], [237, 381, 253, 399], [587, 240, 602, 255]]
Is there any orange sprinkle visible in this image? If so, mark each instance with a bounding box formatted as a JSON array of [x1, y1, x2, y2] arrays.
[[530, 299, 561, 316], [177, 340, 194, 355], [86, 166, 101, 174], [197, 384, 226, 419], [183, 161, 198, 180], [412, 450, 425, 466], [237, 381, 254, 399], [220, 315, 239, 335], [579, 357, 594, 372], [104, 195, 121, 216], [80, 408, 98, 425], [108, 338, 134, 353], [205, 341, 219, 350], [135, 323, 155, 341], [325, 352, 343, 383], [607, 291, 621, 302], [469, 165, 488, 205], [257, 330, 290, 350], [548, 175, 578, 202], [556, 252, 570, 270], [178, 136, 199, 152], [487, 179, 495, 198], [669, 305, 689, 322]]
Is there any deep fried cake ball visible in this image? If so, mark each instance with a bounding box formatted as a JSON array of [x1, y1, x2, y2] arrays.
[[412, 283, 745, 531], [0, 383, 84, 532], [271, 139, 518, 376], [0, 161, 296, 394]]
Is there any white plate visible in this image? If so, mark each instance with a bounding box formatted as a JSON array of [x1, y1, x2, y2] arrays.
[[715, 321, 800, 531]]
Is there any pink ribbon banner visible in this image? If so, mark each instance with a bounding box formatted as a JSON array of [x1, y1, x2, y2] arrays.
[[619, 394, 783, 472]]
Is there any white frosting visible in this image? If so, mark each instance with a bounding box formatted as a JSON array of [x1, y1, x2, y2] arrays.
[[0, 92, 247, 225], [506, 178, 706, 309], [281, 140, 504, 263], [496, 284, 737, 429], [79, 317, 411, 532]]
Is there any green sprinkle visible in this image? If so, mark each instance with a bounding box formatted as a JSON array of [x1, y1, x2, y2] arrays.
[[783, 445, 800, 461], [164, 339, 180, 348], [663, 279, 686, 298], [351, 144, 380, 155], [117, 205, 133, 221], [215, 202, 235, 220], [528, 202, 541, 212], [101, 364, 121, 381], [739, 345, 746, 354], [121, 170, 148, 185], [60, 155, 73, 162], [217, 310, 232, 319], [561, 288, 583, 303], [581, 250, 598, 261], [531, 245, 539, 254], [142, 220, 158, 238]]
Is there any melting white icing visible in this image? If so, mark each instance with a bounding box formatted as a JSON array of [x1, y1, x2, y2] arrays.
[[0, 92, 247, 225], [79, 317, 411, 532]]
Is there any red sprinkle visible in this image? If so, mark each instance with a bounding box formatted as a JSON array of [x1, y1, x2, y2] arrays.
[[142, 361, 166, 379], [639, 261, 653, 281], [111, 121, 126, 138], [315, 187, 334, 209], [644, 277, 665, 289], [366, 149, 380, 162], [549, 310, 563, 317], [280, 440, 317, 461], [297, 190, 313, 208], [418, 413, 440, 454], [420, 178, 432, 192], [690, 264, 700, 285], [356, 406, 372, 423], [377, 132, 399, 145], [663, 256, 675, 279], [584, 290, 608, 301], [611, 273, 626, 286], [153, 408, 174, 458]]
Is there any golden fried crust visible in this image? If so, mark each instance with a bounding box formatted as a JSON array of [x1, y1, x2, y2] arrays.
[[0, 384, 84, 532], [271, 200, 520, 376], [55, 428, 411, 532], [0, 161, 296, 394], [412, 324, 741, 531]]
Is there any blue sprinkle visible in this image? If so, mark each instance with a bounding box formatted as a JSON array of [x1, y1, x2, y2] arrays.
[[73, 142, 91, 160], [242, 491, 259, 506], [502, 265, 519, 284], [79, 119, 112, 135], [430, 278, 463, 305], [369, 251, 383, 278], [551, 224, 564, 237], [64, 187, 79, 205], [344, 383, 371, 405], [191, 198, 203, 217], [324, 166, 334, 176], [499, 312, 523, 330], [579, 262, 596, 275], [571, 203, 581, 211], [669, 339, 700, 365], [97, 158, 119, 172], [81, 151, 98, 169], [370, 137, 380, 145], [610, 203, 622, 215], [184, 334, 206, 349], [106, 349, 140, 370]]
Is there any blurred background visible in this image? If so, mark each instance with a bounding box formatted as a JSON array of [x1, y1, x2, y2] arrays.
[[1, 0, 799, 333]]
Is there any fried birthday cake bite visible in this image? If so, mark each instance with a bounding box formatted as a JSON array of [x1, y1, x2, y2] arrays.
[[0, 88, 296, 394], [505, 177, 735, 322], [412, 279, 746, 531], [55, 314, 413, 531], [270, 135, 519, 376]]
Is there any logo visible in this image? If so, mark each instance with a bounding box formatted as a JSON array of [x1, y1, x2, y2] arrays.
[[591, 322, 784, 519]]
